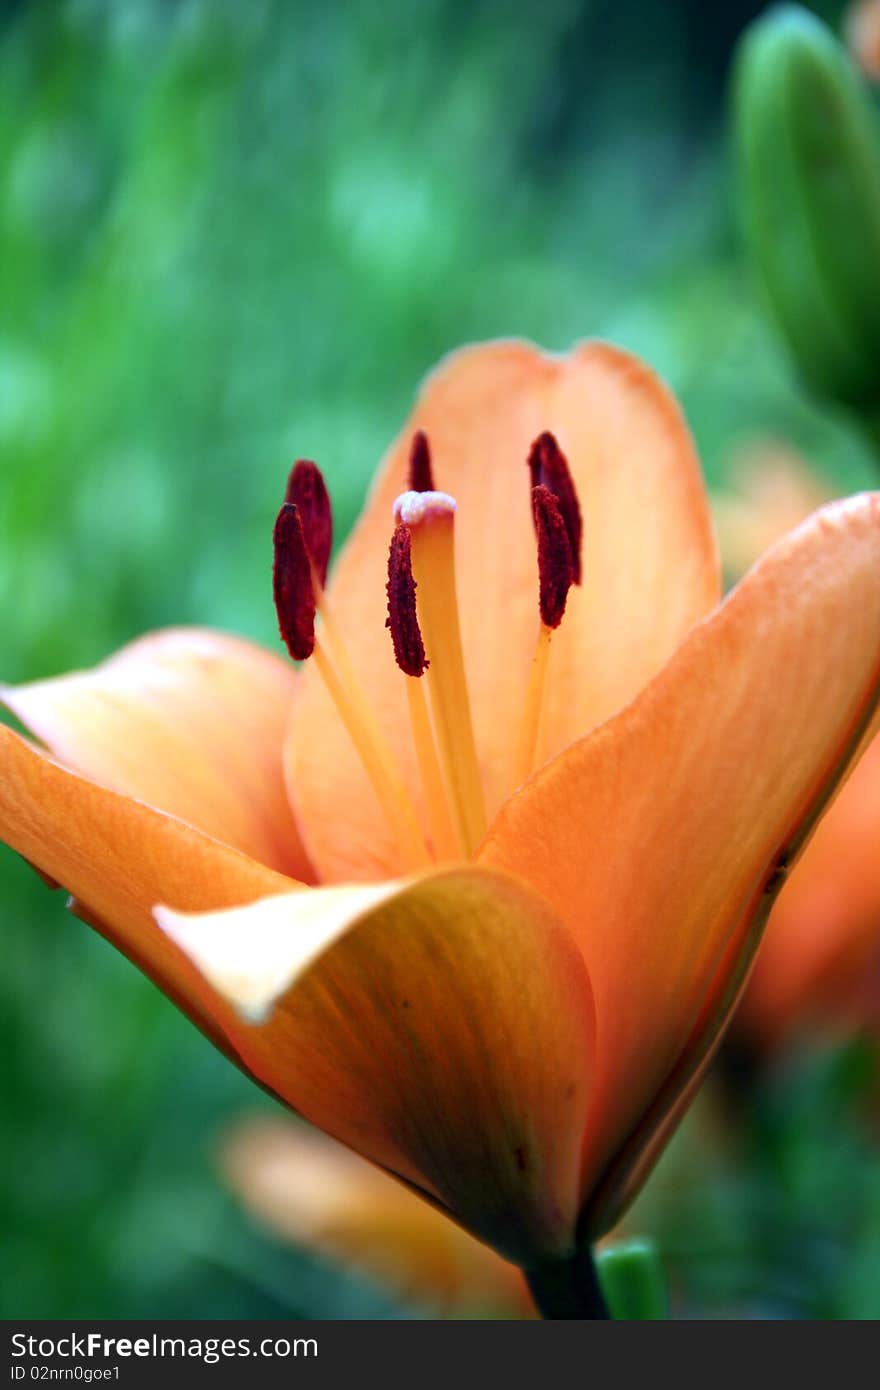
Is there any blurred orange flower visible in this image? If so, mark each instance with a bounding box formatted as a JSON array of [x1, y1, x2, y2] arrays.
[[713, 443, 880, 1049], [221, 1117, 532, 1316], [846, 0, 880, 80], [738, 734, 880, 1048], [3, 343, 880, 1294], [712, 440, 833, 581]]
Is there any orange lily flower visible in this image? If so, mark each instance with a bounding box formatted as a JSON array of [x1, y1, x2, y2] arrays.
[[712, 444, 880, 1049], [3, 341, 880, 1315], [220, 1117, 532, 1316]]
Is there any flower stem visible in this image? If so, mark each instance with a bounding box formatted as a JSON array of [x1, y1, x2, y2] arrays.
[[525, 1246, 611, 1320]]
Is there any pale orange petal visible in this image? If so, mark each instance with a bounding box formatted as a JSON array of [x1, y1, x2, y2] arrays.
[[287, 340, 719, 881], [2, 628, 311, 879], [479, 494, 880, 1229], [739, 730, 880, 1046], [157, 865, 595, 1266], [0, 725, 298, 1057], [221, 1118, 531, 1313]]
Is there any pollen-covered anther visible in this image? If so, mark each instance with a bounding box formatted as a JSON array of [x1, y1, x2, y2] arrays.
[[408, 431, 435, 493], [386, 525, 428, 678], [532, 485, 575, 629], [273, 503, 316, 661], [527, 432, 582, 584], [284, 460, 333, 587]]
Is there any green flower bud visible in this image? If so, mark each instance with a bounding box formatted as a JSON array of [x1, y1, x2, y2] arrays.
[[597, 1238, 668, 1320], [734, 4, 880, 413]]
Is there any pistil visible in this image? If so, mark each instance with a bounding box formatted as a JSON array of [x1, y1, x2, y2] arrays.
[[393, 490, 488, 856], [386, 523, 459, 861]]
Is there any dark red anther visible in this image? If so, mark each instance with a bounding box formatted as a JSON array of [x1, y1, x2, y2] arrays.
[[385, 524, 428, 677], [532, 485, 574, 629], [273, 503, 316, 661], [408, 431, 435, 493], [527, 431, 582, 584], [284, 460, 333, 587]]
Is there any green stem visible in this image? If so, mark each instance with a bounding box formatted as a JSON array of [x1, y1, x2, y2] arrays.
[[525, 1245, 611, 1320]]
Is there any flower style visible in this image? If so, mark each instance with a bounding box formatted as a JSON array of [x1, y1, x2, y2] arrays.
[[3, 341, 880, 1303]]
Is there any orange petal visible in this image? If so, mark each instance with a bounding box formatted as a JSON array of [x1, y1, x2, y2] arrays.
[[221, 1118, 531, 1314], [156, 865, 595, 1266], [2, 627, 311, 879], [479, 494, 880, 1228], [287, 340, 719, 881], [0, 725, 298, 1058], [739, 730, 880, 1046]]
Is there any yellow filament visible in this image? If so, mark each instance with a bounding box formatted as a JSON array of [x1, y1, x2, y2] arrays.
[[406, 508, 487, 856], [311, 565, 438, 867], [406, 676, 459, 861], [311, 641, 430, 871], [313, 583, 364, 697], [514, 623, 553, 789]]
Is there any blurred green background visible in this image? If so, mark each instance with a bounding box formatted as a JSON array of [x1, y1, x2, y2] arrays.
[[2, 0, 879, 1318]]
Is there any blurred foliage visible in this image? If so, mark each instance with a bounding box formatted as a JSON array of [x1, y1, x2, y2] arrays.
[[1, 0, 879, 1317], [629, 1036, 880, 1318]]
